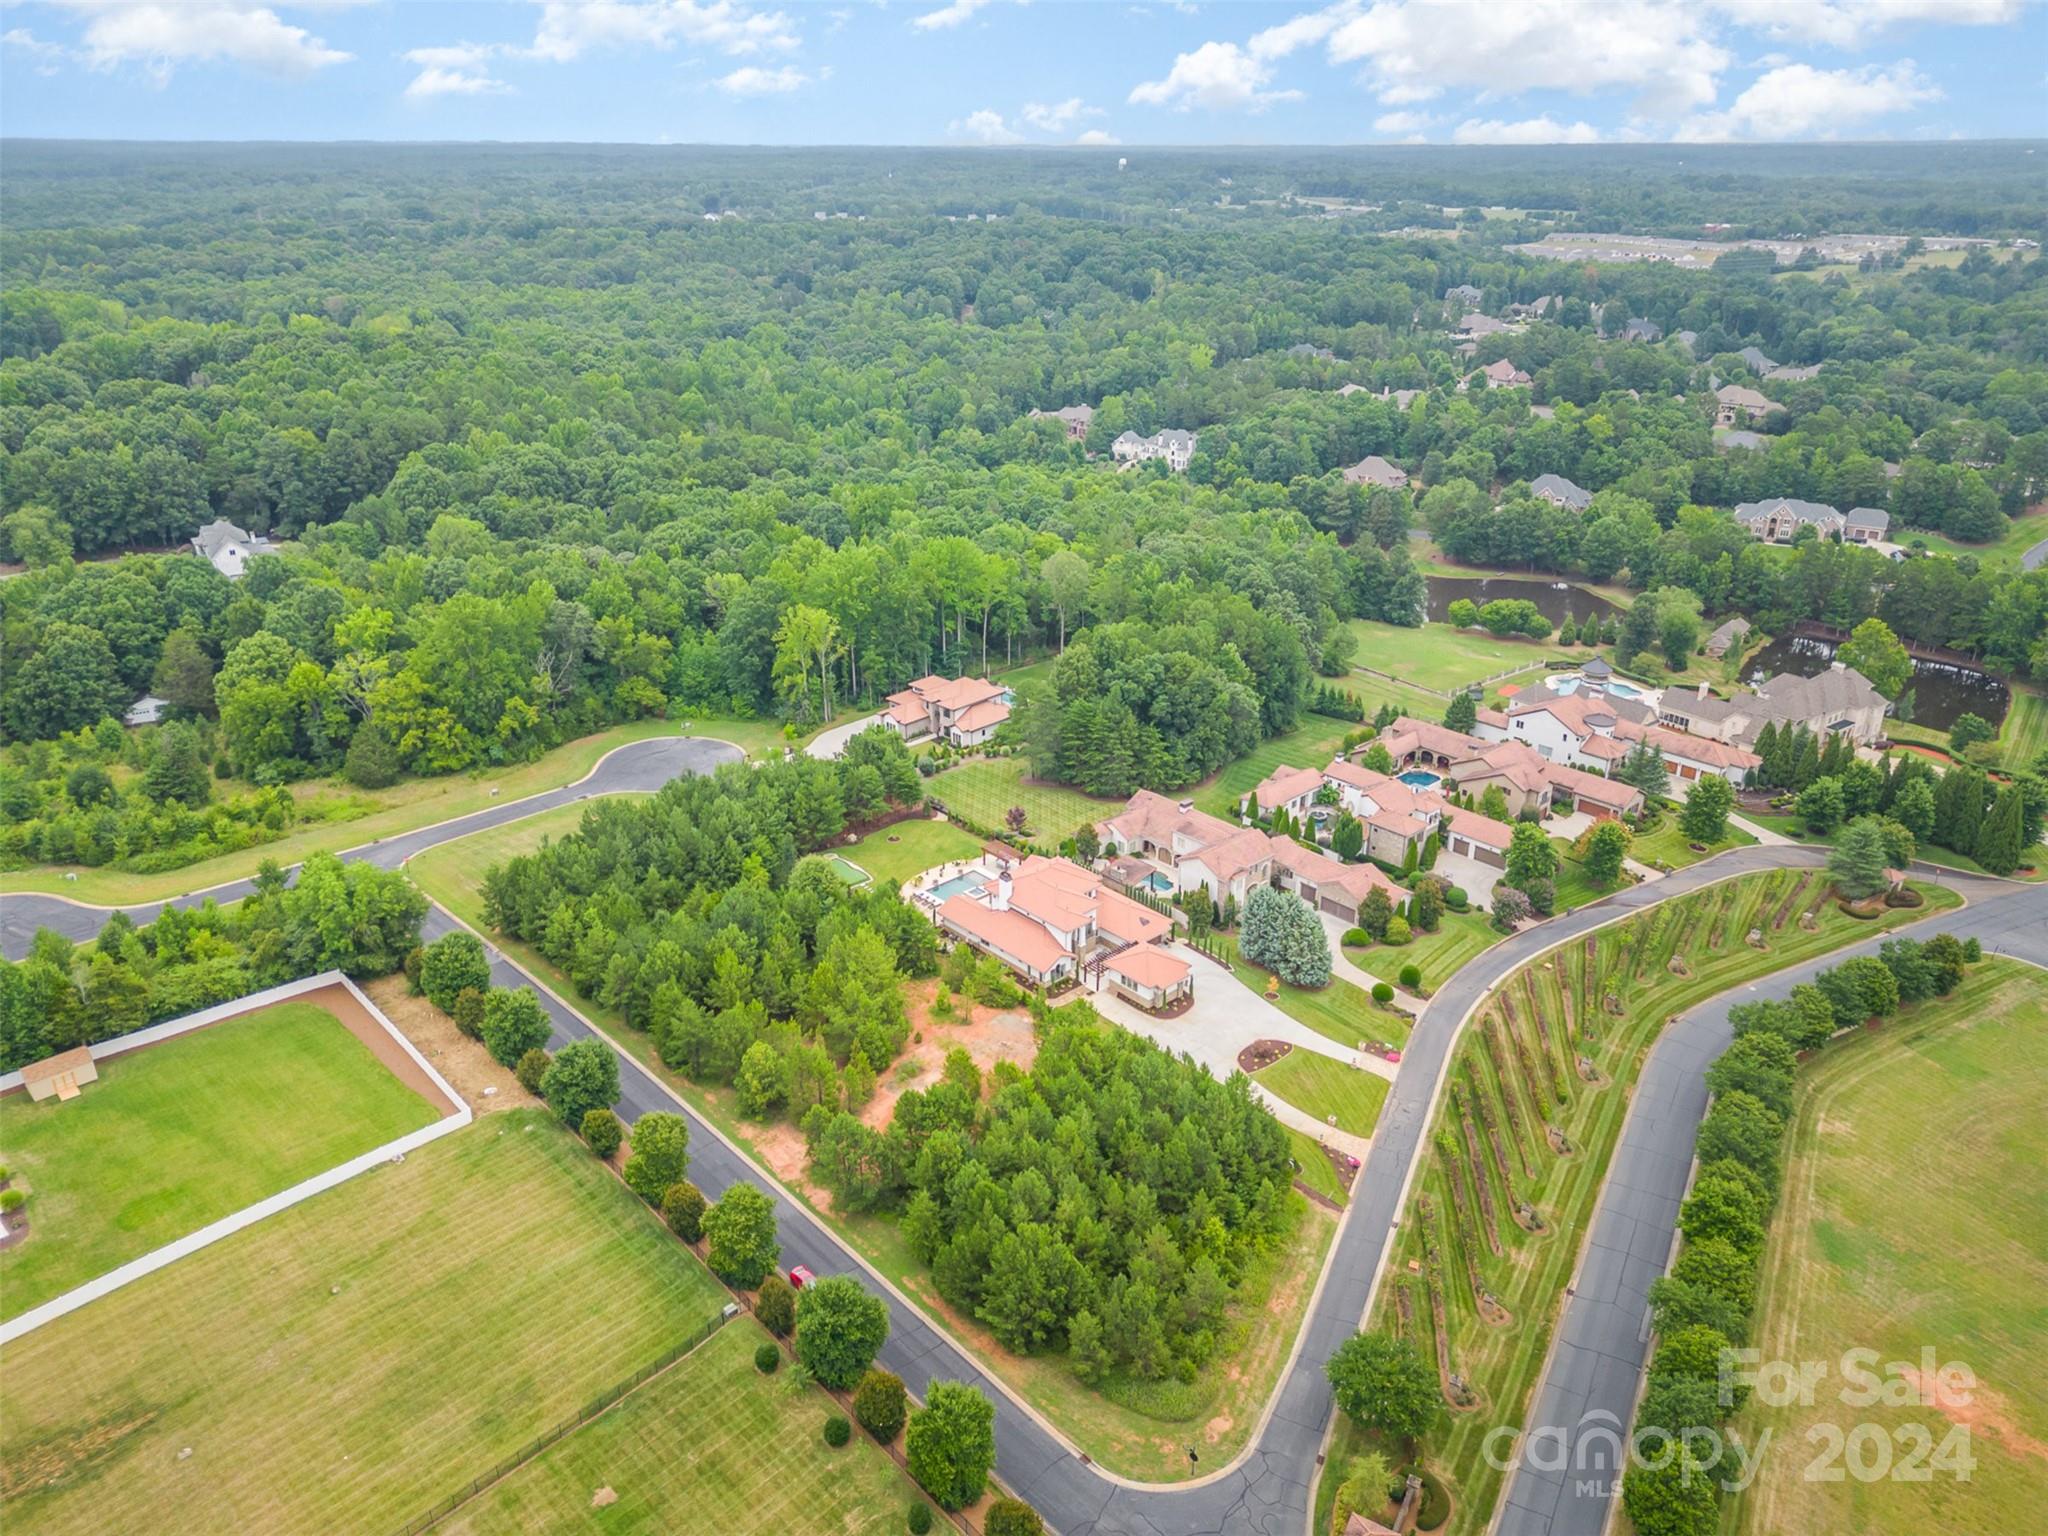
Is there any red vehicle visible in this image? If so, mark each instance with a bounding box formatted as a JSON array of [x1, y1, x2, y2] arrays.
[[788, 1264, 817, 1290]]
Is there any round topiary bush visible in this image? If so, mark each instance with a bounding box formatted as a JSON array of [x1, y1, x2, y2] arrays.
[[907, 1504, 933, 1535], [580, 1106, 623, 1159], [854, 1368, 909, 1443], [1398, 963, 1422, 991], [1342, 926, 1370, 947], [1445, 886, 1468, 911], [755, 1342, 781, 1374], [1412, 1466, 1450, 1530], [823, 1414, 852, 1448], [1371, 981, 1395, 1004], [0, 1189, 24, 1214], [514, 1047, 551, 1096]]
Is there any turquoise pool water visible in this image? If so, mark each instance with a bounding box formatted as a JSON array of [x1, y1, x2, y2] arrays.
[[1399, 770, 1443, 789], [1548, 674, 1647, 700], [1142, 871, 1174, 894], [929, 873, 987, 902]]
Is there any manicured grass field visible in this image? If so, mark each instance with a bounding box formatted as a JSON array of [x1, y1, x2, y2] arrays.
[[1346, 909, 1498, 996], [1346, 671, 1452, 724], [1255, 1047, 1392, 1138], [1346, 619, 1558, 694], [1369, 870, 1961, 1536], [839, 816, 983, 887], [1284, 1125, 1350, 1208], [1191, 712, 1364, 817], [1627, 810, 1758, 871], [0, 1000, 439, 1320], [1998, 683, 2048, 773], [1, 715, 797, 905], [1730, 960, 2048, 1536], [405, 797, 644, 927], [1905, 506, 2048, 568], [440, 1320, 930, 1536], [0, 1111, 730, 1536], [1742, 811, 2045, 881], [925, 755, 1120, 844], [1547, 836, 1635, 911]]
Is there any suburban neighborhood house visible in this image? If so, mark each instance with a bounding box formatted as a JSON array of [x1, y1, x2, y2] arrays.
[[1714, 383, 1781, 426], [883, 675, 1012, 747], [191, 518, 272, 579], [1530, 473, 1591, 511], [1463, 358, 1531, 390], [1099, 791, 1275, 909], [1027, 403, 1093, 441], [1497, 693, 1762, 790], [1369, 713, 1650, 825], [1342, 454, 1409, 489], [1321, 759, 1450, 865], [1112, 428, 1198, 472], [1732, 497, 1891, 545], [932, 852, 1187, 1004], [1656, 664, 1890, 747]]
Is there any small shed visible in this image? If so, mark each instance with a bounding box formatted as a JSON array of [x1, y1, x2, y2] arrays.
[[20, 1046, 98, 1103]]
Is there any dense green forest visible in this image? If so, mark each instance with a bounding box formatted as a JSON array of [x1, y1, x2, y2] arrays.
[[2, 145, 2046, 872]]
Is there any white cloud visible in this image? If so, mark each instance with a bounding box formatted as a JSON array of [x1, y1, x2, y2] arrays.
[[404, 42, 497, 71], [1247, 5, 1351, 60], [1324, 0, 1728, 116], [1075, 128, 1121, 145], [913, 0, 995, 31], [50, 1, 352, 79], [716, 63, 811, 94], [1451, 114, 1601, 144], [405, 65, 509, 99], [526, 0, 799, 62], [1677, 60, 1940, 140], [1021, 97, 1102, 132], [3, 27, 72, 73], [1130, 41, 1304, 111], [1704, 0, 2021, 49], [948, 108, 1025, 143], [1371, 108, 1430, 134]]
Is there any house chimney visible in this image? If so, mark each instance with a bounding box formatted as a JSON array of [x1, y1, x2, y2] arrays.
[[1177, 799, 1195, 814], [1697, 680, 1709, 699], [1830, 659, 1846, 671], [991, 869, 1012, 912]]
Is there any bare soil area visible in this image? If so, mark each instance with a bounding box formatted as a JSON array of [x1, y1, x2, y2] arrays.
[[362, 975, 535, 1115]]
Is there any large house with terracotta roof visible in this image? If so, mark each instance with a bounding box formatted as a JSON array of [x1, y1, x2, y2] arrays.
[[1244, 763, 1325, 821], [1097, 791, 1276, 909], [883, 675, 1012, 747], [933, 852, 1182, 993], [1370, 713, 1651, 825], [1493, 692, 1760, 793], [1263, 833, 1406, 927], [1320, 759, 1449, 865]]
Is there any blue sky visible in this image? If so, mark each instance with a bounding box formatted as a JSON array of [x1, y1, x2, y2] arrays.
[[3, 2, 2043, 146]]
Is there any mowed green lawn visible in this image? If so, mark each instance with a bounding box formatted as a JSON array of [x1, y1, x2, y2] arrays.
[[1190, 712, 1362, 817], [1346, 619, 1558, 694], [1345, 908, 1498, 996], [1255, 1048, 1391, 1138], [1731, 961, 2048, 1536], [0, 1111, 729, 1536], [440, 1320, 930, 1536], [1283, 1126, 1350, 1208], [1626, 810, 1757, 870], [1998, 684, 2048, 773], [0, 1001, 439, 1320], [406, 798, 641, 926], [925, 756, 1120, 844], [840, 816, 983, 887]]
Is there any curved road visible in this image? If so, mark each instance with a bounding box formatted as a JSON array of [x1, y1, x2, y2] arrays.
[[2023, 532, 2048, 571], [7, 759, 2045, 1535]]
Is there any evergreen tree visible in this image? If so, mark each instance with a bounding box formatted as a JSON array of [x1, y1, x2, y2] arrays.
[[1443, 691, 1477, 733], [1973, 782, 2026, 875]]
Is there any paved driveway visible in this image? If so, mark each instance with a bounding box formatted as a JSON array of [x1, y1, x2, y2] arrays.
[[805, 711, 886, 760]]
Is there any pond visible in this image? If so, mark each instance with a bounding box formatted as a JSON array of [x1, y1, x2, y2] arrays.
[[1742, 634, 2009, 733], [1424, 575, 1623, 627]]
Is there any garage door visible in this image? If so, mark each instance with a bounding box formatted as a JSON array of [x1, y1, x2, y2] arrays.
[[1474, 844, 1506, 868], [1319, 893, 1357, 923]]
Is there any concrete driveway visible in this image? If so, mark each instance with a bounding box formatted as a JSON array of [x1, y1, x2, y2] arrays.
[[805, 712, 886, 760]]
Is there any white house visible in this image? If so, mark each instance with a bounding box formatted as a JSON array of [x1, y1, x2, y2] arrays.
[[883, 676, 1012, 747], [1111, 429, 1198, 472], [190, 519, 272, 579]]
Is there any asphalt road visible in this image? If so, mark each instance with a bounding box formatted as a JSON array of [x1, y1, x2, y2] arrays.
[[2023, 532, 2048, 571], [0, 734, 741, 955], [1495, 870, 2048, 1536], [7, 759, 2043, 1536]]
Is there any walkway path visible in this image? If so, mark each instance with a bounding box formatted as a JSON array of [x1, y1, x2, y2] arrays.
[[2023, 531, 2048, 571], [1496, 872, 2046, 1536], [1729, 810, 1795, 846]]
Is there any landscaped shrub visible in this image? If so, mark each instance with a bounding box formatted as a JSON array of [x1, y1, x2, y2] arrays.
[[795, 1274, 892, 1389], [1384, 915, 1411, 945], [905, 1380, 997, 1510], [823, 1414, 852, 1448], [1410, 1466, 1450, 1530], [906, 1503, 933, 1535], [0, 1189, 25, 1214], [541, 1038, 621, 1128], [662, 1180, 706, 1242], [1371, 981, 1395, 1004], [513, 1047, 550, 1095], [1491, 887, 1533, 931], [755, 1273, 796, 1336], [621, 1110, 690, 1203], [481, 987, 551, 1066], [984, 1497, 1045, 1536], [1239, 884, 1332, 987], [402, 944, 424, 994], [450, 986, 486, 1040], [755, 1342, 780, 1374], [1521, 876, 1557, 917], [579, 1106, 623, 1159], [1397, 963, 1422, 991], [1342, 926, 1370, 947], [1444, 886, 1468, 911], [854, 1368, 908, 1443], [419, 930, 490, 1013]]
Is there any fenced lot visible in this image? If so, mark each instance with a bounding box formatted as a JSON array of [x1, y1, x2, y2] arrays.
[[0, 998, 439, 1321], [0, 1111, 727, 1536], [438, 1319, 930, 1535], [926, 756, 1119, 844]]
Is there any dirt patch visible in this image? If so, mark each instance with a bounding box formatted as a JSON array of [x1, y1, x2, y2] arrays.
[[590, 1485, 618, 1508], [751, 1119, 833, 1212], [866, 980, 1038, 1130], [0, 1408, 160, 1500], [362, 975, 533, 1116], [1238, 1038, 1293, 1073], [1897, 1368, 2048, 1465]]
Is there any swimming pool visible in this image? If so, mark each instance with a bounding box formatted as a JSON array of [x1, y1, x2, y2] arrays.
[[1398, 770, 1443, 789], [1546, 673, 1647, 700], [928, 872, 988, 902], [1140, 871, 1175, 895]]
